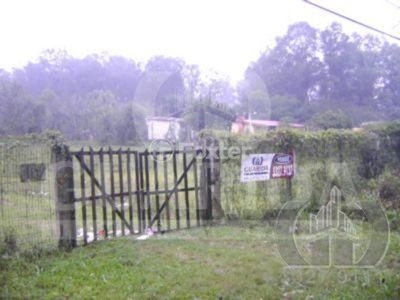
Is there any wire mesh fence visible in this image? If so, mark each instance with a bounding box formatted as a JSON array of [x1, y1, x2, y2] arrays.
[[0, 139, 57, 256]]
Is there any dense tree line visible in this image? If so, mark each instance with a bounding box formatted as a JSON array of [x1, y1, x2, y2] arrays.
[[0, 49, 237, 143], [1, 22, 400, 143], [248, 22, 400, 126]]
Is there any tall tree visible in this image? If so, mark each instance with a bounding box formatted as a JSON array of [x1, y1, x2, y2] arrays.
[[199, 71, 236, 106], [0, 81, 35, 134], [143, 56, 185, 116], [377, 42, 400, 119], [320, 24, 380, 107], [237, 69, 270, 119], [256, 22, 323, 103], [251, 21, 391, 125], [101, 55, 142, 102], [182, 64, 201, 103]]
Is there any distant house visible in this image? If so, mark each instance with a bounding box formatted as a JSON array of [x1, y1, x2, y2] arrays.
[[146, 117, 182, 141], [231, 116, 304, 134]]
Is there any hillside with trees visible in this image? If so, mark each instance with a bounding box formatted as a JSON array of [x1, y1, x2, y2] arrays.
[[249, 22, 400, 126], [1, 22, 400, 143]]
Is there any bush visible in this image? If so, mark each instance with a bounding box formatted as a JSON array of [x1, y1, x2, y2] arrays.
[[0, 228, 18, 257], [311, 109, 353, 130], [378, 171, 400, 209]]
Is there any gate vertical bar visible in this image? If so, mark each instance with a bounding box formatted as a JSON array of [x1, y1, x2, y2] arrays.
[[206, 166, 213, 220], [117, 148, 125, 235], [144, 151, 151, 228], [53, 144, 77, 249], [89, 147, 98, 241], [183, 152, 190, 228], [99, 148, 108, 238], [108, 147, 117, 237], [139, 153, 146, 231], [200, 148, 210, 221], [163, 153, 171, 231], [126, 149, 134, 233], [136, 152, 144, 232], [213, 146, 222, 219], [192, 149, 200, 226], [172, 151, 180, 229], [153, 153, 161, 232], [79, 149, 88, 245]]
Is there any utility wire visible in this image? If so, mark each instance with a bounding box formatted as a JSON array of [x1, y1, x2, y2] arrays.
[[303, 0, 400, 41]]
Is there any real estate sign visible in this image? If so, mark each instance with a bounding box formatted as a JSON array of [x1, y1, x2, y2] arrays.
[[240, 153, 295, 182]]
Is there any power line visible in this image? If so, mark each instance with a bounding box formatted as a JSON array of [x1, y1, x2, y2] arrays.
[[303, 0, 400, 41]]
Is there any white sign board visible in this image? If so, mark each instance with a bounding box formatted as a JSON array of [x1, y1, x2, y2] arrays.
[[240, 153, 295, 182]]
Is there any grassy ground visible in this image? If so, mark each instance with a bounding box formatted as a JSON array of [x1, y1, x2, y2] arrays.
[[1, 223, 400, 299]]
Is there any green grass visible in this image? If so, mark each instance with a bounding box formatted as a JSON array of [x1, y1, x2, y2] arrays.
[[1, 223, 400, 299]]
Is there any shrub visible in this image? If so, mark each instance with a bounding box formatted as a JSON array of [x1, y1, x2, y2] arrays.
[[378, 171, 400, 209]]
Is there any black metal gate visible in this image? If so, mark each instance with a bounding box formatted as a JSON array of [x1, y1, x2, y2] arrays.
[[53, 144, 219, 247]]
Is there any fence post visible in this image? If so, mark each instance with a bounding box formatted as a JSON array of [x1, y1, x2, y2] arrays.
[[200, 138, 223, 222], [52, 144, 77, 249]]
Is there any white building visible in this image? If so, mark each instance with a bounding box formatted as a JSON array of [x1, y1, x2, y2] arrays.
[[146, 117, 182, 141], [231, 117, 304, 134]]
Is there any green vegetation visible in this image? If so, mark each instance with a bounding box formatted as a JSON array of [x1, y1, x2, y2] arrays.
[[310, 109, 353, 130], [2, 14, 400, 300], [2, 125, 400, 298], [0, 134, 58, 254], [215, 123, 400, 220], [1, 224, 400, 299], [2, 22, 400, 145], [3, 123, 400, 252]]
